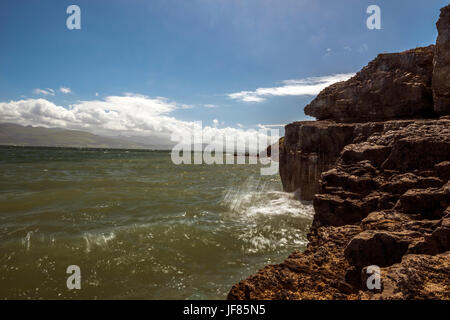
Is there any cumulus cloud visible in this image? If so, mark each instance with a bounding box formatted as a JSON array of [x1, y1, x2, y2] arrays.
[[33, 88, 55, 96], [0, 94, 277, 151], [228, 73, 354, 103], [59, 87, 72, 94]]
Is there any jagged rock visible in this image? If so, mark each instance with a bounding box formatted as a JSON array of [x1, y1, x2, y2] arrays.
[[435, 161, 450, 181], [229, 5, 450, 300], [379, 173, 443, 195], [313, 194, 375, 227], [380, 120, 450, 171], [314, 120, 449, 225], [344, 231, 410, 267], [410, 215, 450, 254], [359, 252, 450, 299], [279, 119, 436, 201], [227, 224, 362, 300], [304, 46, 435, 122], [340, 143, 391, 167], [433, 4, 450, 115], [229, 119, 450, 300], [394, 183, 450, 219]]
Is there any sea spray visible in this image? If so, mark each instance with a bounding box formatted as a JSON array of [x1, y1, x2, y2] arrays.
[[0, 146, 313, 299], [221, 175, 313, 254]]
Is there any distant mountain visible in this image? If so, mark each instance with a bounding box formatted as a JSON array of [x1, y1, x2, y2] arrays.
[[0, 123, 162, 149]]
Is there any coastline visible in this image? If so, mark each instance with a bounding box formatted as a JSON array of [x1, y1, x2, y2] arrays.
[[228, 4, 450, 300]]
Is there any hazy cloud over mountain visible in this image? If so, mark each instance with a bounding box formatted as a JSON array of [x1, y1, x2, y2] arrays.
[[0, 94, 276, 150]]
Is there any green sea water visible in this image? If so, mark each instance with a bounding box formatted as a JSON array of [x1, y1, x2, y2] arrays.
[[0, 146, 313, 299]]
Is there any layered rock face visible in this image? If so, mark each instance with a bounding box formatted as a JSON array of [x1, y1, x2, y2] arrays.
[[303, 46, 435, 122], [229, 5, 450, 300], [433, 5, 450, 115], [280, 5, 450, 201], [229, 119, 450, 300], [280, 46, 438, 200], [280, 121, 355, 200]]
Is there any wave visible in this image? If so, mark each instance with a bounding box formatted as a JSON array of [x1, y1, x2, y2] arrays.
[[83, 232, 116, 253], [221, 176, 314, 254], [222, 176, 313, 219]]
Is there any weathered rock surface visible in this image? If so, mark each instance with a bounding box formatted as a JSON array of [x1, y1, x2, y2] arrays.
[[433, 4, 450, 115], [279, 5, 450, 201], [228, 5, 450, 300], [358, 252, 450, 300], [304, 46, 435, 122], [280, 120, 413, 201], [280, 121, 355, 200], [229, 120, 450, 300]]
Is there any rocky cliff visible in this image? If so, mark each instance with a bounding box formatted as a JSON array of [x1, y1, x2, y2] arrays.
[[304, 46, 436, 122], [433, 4, 450, 115], [229, 5, 450, 300]]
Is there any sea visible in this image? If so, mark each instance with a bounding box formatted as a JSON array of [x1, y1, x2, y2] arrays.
[[0, 146, 313, 299]]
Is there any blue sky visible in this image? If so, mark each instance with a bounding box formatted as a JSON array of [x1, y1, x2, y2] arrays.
[[0, 0, 447, 143]]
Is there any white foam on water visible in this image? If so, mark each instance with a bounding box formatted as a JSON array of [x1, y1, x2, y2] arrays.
[[21, 231, 33, 251], [222, 176, 314, 220], [221, 176, 314, 254], [83, 232, 116, 253]]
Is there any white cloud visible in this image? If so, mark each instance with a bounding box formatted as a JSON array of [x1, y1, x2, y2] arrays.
[[259, 124, 286, 128], [228, 73, 355, 103], [0, 94, 277, 151], [204, 104, 218, 108], [358, 43, 369, 53], [228, 92, 265, 103], [59, 87, 72, 94], [33, 88, 55, 96]]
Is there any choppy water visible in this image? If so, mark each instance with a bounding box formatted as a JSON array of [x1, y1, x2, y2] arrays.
[[0, 146, 313, 299]]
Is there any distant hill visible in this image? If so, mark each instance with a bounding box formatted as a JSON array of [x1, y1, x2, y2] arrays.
[[0, 123, 157, 149]]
